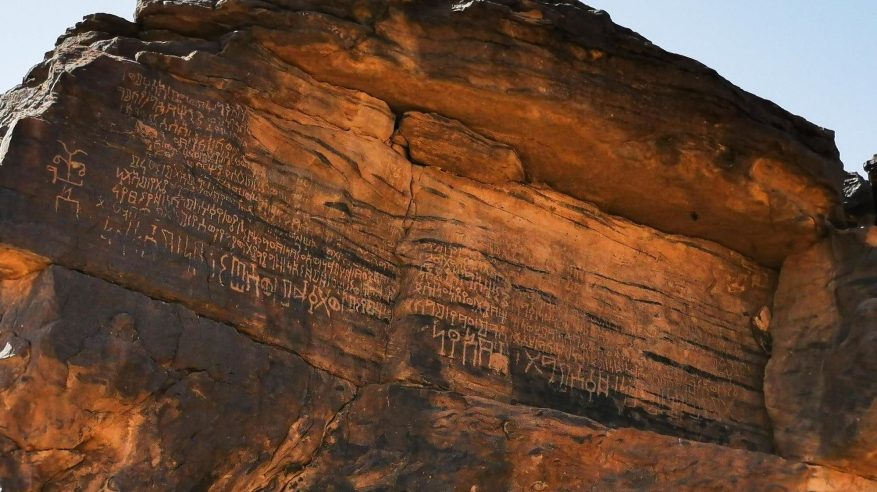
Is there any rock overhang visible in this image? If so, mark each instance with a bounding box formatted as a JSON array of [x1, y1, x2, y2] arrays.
[[134, 0, 846, 268]]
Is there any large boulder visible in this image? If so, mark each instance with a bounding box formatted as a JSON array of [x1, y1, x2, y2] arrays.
[[0, 25, 777, 451]]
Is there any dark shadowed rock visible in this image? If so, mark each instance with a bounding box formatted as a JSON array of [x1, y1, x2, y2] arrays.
[[842, 171, 874, 225], [291, 384, 877, 491]]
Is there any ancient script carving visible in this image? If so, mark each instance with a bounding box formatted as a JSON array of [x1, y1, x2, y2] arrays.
[[47, 140, 87, 219]]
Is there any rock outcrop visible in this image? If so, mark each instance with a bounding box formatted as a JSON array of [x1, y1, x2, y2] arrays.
[[396, 112, 526, 184], [766, 228, 877, 478], [0, 264, 354, 491], [843, 172, 873, 226], [135, 0, 846, 268], [292, 384, 877, 491], [0, 1, 873, 490]]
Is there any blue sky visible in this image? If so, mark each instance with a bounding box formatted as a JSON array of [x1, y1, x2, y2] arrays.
[[0, 0, 873, 171]]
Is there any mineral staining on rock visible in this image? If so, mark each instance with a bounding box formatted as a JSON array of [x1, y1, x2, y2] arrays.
[[0, 0, 873, 489]]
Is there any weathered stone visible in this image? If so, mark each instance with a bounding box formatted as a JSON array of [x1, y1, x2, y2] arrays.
[[0, 44, 410, 385], [0, 5, 783, 453], [291, 384, 877, 491], [139, 0, 843, 266], [0, 265, 354, 491], [397, 111, 526, 183], [387, 166, 776, 450], [766, 228, 877, 478], [0, 0, 868, 488]]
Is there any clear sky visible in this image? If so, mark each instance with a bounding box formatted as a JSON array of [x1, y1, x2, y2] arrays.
[[0, 0, 873, 171]]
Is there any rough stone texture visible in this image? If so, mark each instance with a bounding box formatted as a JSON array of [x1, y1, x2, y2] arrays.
[[1, 41, 410, 386], [0, 264, 354, 491], [766, 227, 877, 478], [397, 112, 526, 184], [293, 384, 877, 491], [0, 1, 870, 489], [387, 166, 776, 450], [0, 26, 778, 450], [137, 0, 845, 267]]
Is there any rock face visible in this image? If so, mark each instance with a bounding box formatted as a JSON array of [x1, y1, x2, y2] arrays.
[[387, 167, 775, 450], [396, 112, 526, 183], [0, 1, 873, 490], [294, 385, 877, 491], [138, 0, 846, 267], [766, 228, 877, 478], [0, 264, 354, 491]]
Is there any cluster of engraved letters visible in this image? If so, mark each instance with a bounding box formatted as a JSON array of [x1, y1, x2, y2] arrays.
[[70, 71, 396, 322], [44, 69, 761, 433], [410, 226, 750, 423]]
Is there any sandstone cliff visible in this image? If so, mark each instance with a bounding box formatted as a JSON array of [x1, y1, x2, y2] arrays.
[[0, 1, 873, 490]]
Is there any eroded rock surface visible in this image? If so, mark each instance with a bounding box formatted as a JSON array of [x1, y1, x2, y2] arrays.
[[0, 1, 870, 489], [387, 167, 775, 449], [766, 228, 877, 478], [1, 43, 410, 385], [138, 0, 844, 266], [293, 384, 877, 491], [0, 264, 354, 491], [396, 112, 526, 183]]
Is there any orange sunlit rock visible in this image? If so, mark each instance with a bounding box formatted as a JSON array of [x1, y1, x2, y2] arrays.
[[0, 1, 873, 489]]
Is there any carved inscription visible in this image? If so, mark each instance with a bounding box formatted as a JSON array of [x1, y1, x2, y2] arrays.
[[396, 173, 772, 448], [411, 241, 757, 430], [411, 242, 639, 405], [14, 60, 769, 445], [47, 140, 87, 219], [30, 70, 398, 334], [106, 72, 396, 321]]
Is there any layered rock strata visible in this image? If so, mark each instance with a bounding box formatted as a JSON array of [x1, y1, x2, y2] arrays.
[[0, 1, 872, 489]]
